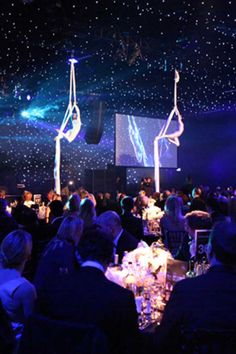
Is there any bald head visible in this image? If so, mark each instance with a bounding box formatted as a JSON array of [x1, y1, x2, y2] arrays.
[[96, 211, 122, 239]]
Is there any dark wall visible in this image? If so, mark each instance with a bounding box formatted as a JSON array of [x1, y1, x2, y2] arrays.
[[176, 111, 236, 188]]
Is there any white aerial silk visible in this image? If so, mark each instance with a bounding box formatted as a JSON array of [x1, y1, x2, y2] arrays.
[[54, 60, 81, 194], [154, 70, 184, 192]]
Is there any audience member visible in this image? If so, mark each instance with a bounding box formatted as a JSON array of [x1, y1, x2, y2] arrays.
[[134, 190, 149, 217], [189, 187, 207, 212], [158, 190, 171, 211], [95, 192, 106, 215], [206, 195, 230, 224], [96, 211, 139, 263], [22, 191, 35, 209], [0, 189, 6, 199], [34, 215, 84, 299], [0, 299, 15, 354], [79, 198, 96, 230], [140, 177, 153, 197], [37, 228, 140, 354], [65, 193, 81, 215], [46, 190, 55, 205], [175, 210, 212, 261], [0, 199, 18, 243], [120, 196, 144, 241], [153, 221, 236, 353], [142, 197, 161, 221], [160, 195, 185, 234], [0, 230, 36, 324], [48, 200, 64, 230], [181, 175, 194, 198]]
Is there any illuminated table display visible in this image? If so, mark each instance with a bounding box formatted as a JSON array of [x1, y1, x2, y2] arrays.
[[106, 242, 175, 329]]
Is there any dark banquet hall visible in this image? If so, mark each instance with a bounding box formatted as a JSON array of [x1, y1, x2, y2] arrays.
[[0, 1, 236, 353]]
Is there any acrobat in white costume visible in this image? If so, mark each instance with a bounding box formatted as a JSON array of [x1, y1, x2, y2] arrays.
[[54, 58, 82, 195], [154, 70, 184, 192]]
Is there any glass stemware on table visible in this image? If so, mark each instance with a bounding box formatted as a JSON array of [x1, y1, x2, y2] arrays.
[[106, 241, 171, 330]]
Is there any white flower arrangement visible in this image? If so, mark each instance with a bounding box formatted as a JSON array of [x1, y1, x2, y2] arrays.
[[106, 241, 172, 289]]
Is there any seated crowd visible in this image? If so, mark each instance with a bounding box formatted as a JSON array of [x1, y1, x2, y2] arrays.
[[0, 182, 236, 353]]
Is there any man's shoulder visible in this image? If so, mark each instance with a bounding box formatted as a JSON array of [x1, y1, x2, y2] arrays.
[[121, 229, 139, 240], [120, 229, 139, 245], [15, 278, 37, 299], [103, 278, 136, 309], [172, 273, 207, 294]]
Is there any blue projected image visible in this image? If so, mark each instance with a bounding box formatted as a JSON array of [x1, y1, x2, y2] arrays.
[[116, 114, 177, 168]]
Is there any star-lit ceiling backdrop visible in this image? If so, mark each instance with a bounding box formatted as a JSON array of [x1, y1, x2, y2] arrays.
[[0, 0, 235, 192]]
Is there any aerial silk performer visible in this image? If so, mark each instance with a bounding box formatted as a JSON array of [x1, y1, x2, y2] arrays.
[[54, 58, 81, 195], [154, 70, 184, 192]]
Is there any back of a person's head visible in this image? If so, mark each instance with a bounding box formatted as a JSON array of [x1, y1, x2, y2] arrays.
[[49, 200, 64, 217], [20, 206, 38, 226], [0, 230, 32, 269], [77, 228, 114, 265], [164, 195, 183, 220], [79, 189, 89, 200], [68, 194, 81, 212], [162, 190, 171, 200], [152, 192, 160, 201], [121, 196, 134, 212], [209, 221, 236, 266], [57, 215, 84, 245], [206, 195, 220, 212], [185, 210, 212, 230], [96, 210, 121, 230], [79, 198, 96, 218]]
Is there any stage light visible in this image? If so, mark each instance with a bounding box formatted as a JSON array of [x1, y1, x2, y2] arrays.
[[21, 110, 30, 118], [176, 168, 181, 172], [68, 180, 74, 185], [26, 94, 31, 101]]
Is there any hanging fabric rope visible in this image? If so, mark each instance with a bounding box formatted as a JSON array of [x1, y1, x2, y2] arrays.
[[154, 70, 184, 192], [54, 58, 82, 195]]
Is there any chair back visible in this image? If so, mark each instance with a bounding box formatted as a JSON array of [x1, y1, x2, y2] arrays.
[[181, 328, 236, 354], [18, 313, 109, 354], [164, 230, 188, 257]]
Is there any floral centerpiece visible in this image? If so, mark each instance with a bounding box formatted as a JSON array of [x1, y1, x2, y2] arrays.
[[106, 241, 172, 291]]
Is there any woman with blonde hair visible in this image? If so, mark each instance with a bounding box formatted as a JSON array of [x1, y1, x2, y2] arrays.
[[79, 198, 96, 230], [160, 195, 186, 253], [0, 230, 36, 324], [160, 195, 185, 230], [34, 215, 84, 297]]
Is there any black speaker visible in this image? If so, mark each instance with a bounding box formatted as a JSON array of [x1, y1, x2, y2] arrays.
[[85, 101, 106, 144]]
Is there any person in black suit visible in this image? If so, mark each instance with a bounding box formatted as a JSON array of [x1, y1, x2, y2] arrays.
[[37, 228, 140, 354], [96, 210, 139, 263], [0, 299, 14, 354], [120, 196, 144, 241], [153, 221, 236, 353]]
